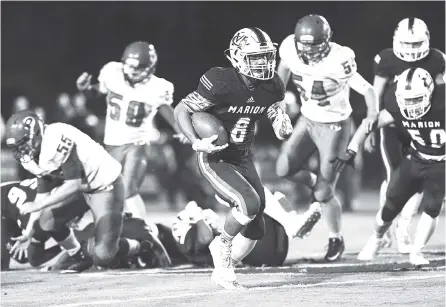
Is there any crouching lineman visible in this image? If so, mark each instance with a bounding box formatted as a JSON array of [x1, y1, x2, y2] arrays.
[[332, 68, 445, 265], [4, 110, 154, 273]]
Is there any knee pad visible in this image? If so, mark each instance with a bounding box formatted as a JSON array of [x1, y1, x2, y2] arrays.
[[313, 179, 335, 203], [240, 214, 265, 240], [423, 203, 442, 219]]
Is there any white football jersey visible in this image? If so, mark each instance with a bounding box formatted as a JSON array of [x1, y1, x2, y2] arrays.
[[29, 123, 122, 191], [98, 61, 174, 146], [279, 35, 357, 123]]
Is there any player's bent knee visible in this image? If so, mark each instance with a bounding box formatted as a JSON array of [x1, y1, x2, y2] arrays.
[[231, 207, 255, 226], [39, 209, 57, 232], [313, 180, 335, 203], [241, 214, 265, 240], [92, 243, 119, 267], [276, 154, 291, 178], [423, 204, 442, 219]]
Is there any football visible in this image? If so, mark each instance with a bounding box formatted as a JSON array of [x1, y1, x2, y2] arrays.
[[191, 112, 229, 146]]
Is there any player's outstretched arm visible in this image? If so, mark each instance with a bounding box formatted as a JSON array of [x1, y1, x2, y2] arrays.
[[348, 73, 379, 132], [332, 110, 394, 172], [76, 72, 107, 98]]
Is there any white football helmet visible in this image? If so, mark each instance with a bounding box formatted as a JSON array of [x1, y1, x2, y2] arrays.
[[393, 18, 430, 62], [225, 27, 277, 80], [395, 67, 434, 120]]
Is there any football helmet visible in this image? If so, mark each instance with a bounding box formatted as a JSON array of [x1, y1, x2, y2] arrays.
[[294, 14, 332, 64], [393, 18, 430, 62], [5, 110, 45, 163], [225, 27, 277, 80], [395, 67, 434, 120], [121, 41, 158, 84]]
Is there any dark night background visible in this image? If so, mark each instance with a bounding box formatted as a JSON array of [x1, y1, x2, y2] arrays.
[[1, 1, 444, 118]]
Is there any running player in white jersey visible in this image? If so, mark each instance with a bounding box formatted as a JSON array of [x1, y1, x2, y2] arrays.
[[4, 110, 155, 273], [275, 15, 379, 262], [76, 41, 186, 220]]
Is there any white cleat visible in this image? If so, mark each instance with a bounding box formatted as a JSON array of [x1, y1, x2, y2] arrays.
[[410, 251, 430, 266], [294, 202, 322, 239], [395, 224, 412, 254], [357, 235, 386, 261], [209, 236, 244, 290]]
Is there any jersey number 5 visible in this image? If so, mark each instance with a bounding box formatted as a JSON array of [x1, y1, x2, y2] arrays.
[[107, 92, 150, 127]]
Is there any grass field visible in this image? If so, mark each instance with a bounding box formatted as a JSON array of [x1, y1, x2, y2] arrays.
[[1, 192, 445, 307]]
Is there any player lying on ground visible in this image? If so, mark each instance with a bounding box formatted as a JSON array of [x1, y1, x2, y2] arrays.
[[1, 178, 171, 271], [76, 41, 188, 221], [368, 17, 445, 253], [275, 14, 379, 262], [4, 110, 161, 273], [172, 188, 318, 267], [174, 27, 300, 290], [332, 68, 445, 265]]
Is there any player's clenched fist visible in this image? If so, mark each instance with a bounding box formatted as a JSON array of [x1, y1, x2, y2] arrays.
[[76, 72, 93, 91]]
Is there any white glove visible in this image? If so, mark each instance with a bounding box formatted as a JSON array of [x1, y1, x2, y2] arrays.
[[272, 108, 293, 140], [202, 209, 220, 231], [76, 72, 93, 91]]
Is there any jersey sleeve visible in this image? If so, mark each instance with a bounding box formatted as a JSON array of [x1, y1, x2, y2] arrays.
[[158, 80, 174, 106], [278, 35, 295, 69], [432, 49, 446, 77], [181, 68, 220, 112], [39, 124, 75, 174], [338, 46, 358, 80], [373, 49, 394, 77]]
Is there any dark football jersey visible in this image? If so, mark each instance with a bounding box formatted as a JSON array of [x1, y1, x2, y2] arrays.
[[374, 48, 446, 111], [184, 67, 285, 153], [0, 179, 38, 236], [385, 84, 445, 159]]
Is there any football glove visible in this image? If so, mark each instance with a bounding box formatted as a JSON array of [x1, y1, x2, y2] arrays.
[[76, 72, 93, 91], [331, 149, 357, 173]]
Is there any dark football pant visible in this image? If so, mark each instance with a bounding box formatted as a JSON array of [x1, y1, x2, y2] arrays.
[[197, 151, 266, 240], [384, 154, 445, 221], [379, 125, 411, 182], [105, 143, 153, 198]]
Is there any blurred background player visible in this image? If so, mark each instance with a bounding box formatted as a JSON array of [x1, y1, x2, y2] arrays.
[[275, 14, 378, 262], [76, 41, 186, 221], [333, 68, 445, 265], [367, 17, 445, 253], [4, 110, 153, 273], [174, 27, 295, 289]]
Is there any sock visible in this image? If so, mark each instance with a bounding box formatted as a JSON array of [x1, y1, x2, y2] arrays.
[[374, 209, 393, 239], [231, 234, 257, 264], [398, 192, 423, 233], [57, 228, 81, 256], [220, 229, 235, 245], [379, 181, 388, 209], [321, 196, 342, 238], [412, 213, 438, 253], [263, 188, 294, 233], [125, 194, 147, 221]]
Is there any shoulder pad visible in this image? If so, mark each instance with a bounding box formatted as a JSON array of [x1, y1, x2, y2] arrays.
[[197, 67, 227, 98], [338, 46, 357, 77], [39, 124, 74, 173], [98, 61, 122, 84], [373, 48, 395, 77], [278, 35, 295, 66]]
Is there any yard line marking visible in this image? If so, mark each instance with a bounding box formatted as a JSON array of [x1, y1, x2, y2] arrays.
[[35, 274, 443, 307]]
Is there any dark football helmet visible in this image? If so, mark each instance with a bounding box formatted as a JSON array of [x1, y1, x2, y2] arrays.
[[121, 41, 158, 85], [294, 14, 332, 64], [5, 110, 44, 163]]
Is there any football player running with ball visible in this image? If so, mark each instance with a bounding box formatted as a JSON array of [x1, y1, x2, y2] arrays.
[[275, 15, 379, 262], [174, 28, 294, 289], [367, 18, 445, 252], [332, 68, 445, 265], [76, 42, 186, 221]]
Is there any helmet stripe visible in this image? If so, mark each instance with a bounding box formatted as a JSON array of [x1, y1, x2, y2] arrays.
[[408, 17, 415, 31], [249, 27, 267, 44], [405, 68, 416, 90]]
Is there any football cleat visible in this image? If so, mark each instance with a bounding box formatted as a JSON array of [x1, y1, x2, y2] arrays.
[[209, 236, 242, 290], [357, 235, 386, 261], [295, 202, 322, 238], [325, 237, 345, 262], [409, 251, 430, 266], [60, 249, 93, 274]]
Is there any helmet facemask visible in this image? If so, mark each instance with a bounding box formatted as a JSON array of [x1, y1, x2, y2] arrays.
[[123, 58, 156, 84], [396, 91, 432, 120], [295, 35, 331, 65], [6, 116, 43, 163], [226, 46, 276, 80]]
